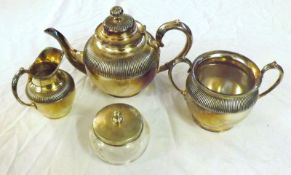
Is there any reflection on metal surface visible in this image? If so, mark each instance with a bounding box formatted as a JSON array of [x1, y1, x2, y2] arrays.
[[168, 50, 284, 132], [45, 6, 192, 97], [12, 48, 75, 119]]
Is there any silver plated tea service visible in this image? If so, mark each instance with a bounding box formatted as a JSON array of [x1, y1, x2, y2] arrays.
[[11, 6, 284, 165]]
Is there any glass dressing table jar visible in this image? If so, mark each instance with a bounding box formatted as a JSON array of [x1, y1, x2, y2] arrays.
[[89, 103, 150, 165]]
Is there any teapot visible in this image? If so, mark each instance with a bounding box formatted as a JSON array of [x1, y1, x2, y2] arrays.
[[45, 6, 192, 97]]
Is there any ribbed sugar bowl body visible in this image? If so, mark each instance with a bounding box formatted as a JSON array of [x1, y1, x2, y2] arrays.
[[168, 51, 283, 132]]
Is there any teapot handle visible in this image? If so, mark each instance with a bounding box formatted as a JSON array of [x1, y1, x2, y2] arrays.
[[168, 58, 192, 95], [259, 61, 284, 98], [156, 20, 193, 72], [12, 68, 36, 108]]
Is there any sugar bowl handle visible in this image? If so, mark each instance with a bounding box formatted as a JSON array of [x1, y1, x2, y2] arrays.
[[156, 20, 193, 72], [168, 58, 192, 95], [12, 68, 36, 108], [259, 61, 284, 98]]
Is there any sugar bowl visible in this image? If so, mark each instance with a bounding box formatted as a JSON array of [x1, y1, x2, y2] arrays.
[[89, 103, 150, 165], [168, 50, 284, 132]]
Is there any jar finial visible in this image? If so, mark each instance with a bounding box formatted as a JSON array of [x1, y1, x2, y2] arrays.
[[112, 111, 123, 125]]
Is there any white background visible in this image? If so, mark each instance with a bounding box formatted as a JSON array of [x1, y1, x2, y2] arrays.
[[1, 0, 291, 174]]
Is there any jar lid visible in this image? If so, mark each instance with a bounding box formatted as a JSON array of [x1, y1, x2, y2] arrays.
[[103, 6, 135, 33], [93, 103, 143, 146]]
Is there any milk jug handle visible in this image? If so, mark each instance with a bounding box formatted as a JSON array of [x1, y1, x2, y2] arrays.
[[12, 68, 36, 108]]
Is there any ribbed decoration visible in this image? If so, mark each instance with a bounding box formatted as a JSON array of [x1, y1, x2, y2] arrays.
[[186, 76, 258, 113], [26, 71, 74, 103], [103, 14, 135, 33], [84, 46, 159, 80]]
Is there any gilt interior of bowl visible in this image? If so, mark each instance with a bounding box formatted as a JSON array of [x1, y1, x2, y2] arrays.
[[193, 51, 261, 96]]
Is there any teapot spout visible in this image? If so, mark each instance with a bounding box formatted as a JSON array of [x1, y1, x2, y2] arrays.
[[44, 28, 86, 74]]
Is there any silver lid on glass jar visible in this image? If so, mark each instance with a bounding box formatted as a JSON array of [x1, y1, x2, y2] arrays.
[[93, 103, 144, 146]]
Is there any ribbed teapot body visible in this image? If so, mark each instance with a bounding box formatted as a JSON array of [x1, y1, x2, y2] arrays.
[[44, 6, 194, 97], [83, 22, 159, 97]]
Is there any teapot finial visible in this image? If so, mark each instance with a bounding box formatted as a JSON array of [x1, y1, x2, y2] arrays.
[[110, 6, 123, 17], [104, 6, 135, 33]]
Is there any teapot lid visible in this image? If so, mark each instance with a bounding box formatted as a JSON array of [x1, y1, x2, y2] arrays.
[[93, 103, 144, 146], [103, 6, 135, 34]]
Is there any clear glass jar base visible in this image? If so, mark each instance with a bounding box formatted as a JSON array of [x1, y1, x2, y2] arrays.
[[89, 121, 149, 165]]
